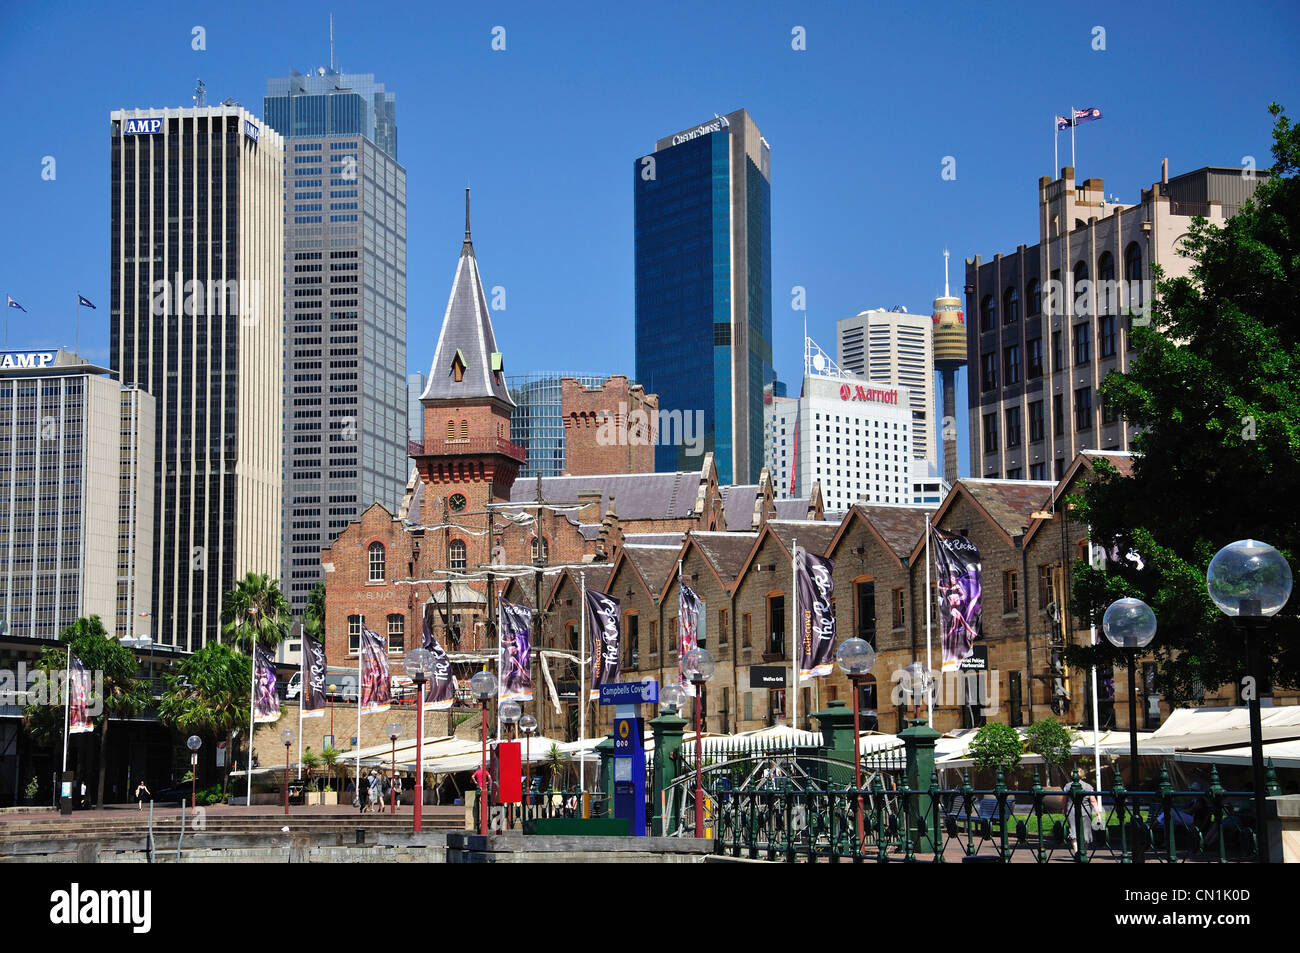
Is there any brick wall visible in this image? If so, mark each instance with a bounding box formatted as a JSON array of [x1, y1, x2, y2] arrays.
[[562, 376, 658, 475]]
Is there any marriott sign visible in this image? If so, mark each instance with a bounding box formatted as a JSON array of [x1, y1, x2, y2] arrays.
[[839, 382, 900, 405]]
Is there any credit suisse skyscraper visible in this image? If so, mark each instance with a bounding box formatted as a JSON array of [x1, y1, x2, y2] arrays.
[[634, 109, 775, 484], [264, 68, 408, 618]]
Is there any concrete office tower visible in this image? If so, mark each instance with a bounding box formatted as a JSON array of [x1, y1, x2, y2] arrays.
[[837, 306, 937, 473], [932, 251, 968, 485], [965, 164, 1265, 482], [0, 350, 154, 640], [264, 68, 407, 616], [408, 372, 426, 447], [634, 109, 774, 484], [110, 105, 284, 652]]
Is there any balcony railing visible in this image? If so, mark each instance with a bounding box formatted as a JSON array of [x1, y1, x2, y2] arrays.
[[417, 436, 527, 463]]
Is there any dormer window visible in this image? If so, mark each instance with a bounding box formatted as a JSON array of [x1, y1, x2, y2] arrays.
[[451, 348, 466, 383]]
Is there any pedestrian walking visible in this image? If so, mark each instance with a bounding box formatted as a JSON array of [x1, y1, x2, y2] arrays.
[[134, 781, 151, 811], [1064, 769, 1103, 854]]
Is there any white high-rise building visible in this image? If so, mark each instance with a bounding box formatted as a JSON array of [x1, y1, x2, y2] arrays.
[[767, 339, 913, 510], [110, 105, 284, 652], [837, 307, 937, 472]]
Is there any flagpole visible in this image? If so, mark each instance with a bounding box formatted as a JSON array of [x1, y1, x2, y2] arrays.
[[1053, 115, 1059, 178], [790, 539, 798, 732], [62, 647, 71, 774], [297, 643, 305, 780], [496, 601, 503, 743], [356, 614, 364, 807], [579, 571, 586, 799], [925, 514, 934, 725], [246, 618, 257, 806], [74, 297, 80, 356], [1070, 105, 1076, 170], [1088, 536, 1103, 782], [677, 558, 684, 695]]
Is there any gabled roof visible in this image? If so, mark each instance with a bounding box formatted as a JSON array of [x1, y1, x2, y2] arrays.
[[908, 478, 1054, 561], [505, 470, 704, 521], [827, 505, 930, 563], [419, 192, 514, 407], [774, 497, 813, 521], [763, 520, 840, 559], [1022, 450, 1136, 548], [684, 532, 759, 591], [544, 565, 613, 612], [719, 484, 760, 532], [608, 544, 680, 602]]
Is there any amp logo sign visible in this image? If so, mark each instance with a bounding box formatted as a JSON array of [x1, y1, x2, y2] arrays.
[[124, 118, 163, 135]]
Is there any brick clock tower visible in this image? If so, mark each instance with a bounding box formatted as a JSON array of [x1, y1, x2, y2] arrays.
[[412, 191, 525, 564]]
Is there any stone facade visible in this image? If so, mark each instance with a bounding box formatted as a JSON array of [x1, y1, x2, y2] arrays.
[[562, 375, 658, 476]]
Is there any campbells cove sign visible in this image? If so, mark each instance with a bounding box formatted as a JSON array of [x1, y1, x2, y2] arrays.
[[0, 351, 58, 370]]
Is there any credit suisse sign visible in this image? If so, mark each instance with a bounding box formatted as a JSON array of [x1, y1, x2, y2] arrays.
[[839, 383, 900, 405]]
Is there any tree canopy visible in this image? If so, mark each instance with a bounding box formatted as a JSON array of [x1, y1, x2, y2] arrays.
[[1067, 104, 1299, 705], [220, 572, 292, 651]]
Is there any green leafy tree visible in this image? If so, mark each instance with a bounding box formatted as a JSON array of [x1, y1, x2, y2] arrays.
[[23, 616, 150, 805], [320, 744, 341, 791], [1024, 716, 1078, 784], [157, 643, 251, 796], [220, 572, 292, 651], [1067, 104, 1300, 706], [545, 742, 567, 790], [304, 582, 326, 641], [967, 722, 1023, 778]]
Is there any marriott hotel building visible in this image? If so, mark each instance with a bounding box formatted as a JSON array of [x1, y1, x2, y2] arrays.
[[110, 106, 284, 652]]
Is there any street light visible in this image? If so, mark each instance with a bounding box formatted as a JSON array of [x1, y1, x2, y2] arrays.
[[186, 735, 202, 810], [470, 669, 499, 835], [836, 637, 876, 846], [520, 714, 538, 809], [499, 700, 522, 739], [1208, 539, 1293, 864], [405, 648, 435, 833], [659, 682, 686, 713], [682, 647, 715, 838], [1101, 597, 1157, 790], [903, 662, 932, 724], [281, 729, 295, 815], [386, 722, 401, 815]]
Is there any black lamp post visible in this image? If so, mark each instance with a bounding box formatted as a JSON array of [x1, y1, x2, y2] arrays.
[[836, 638, 875, 846], [1208, 539, 1293, 864], [1102, 596, 1157, 865], [682, 647, 715, 838], [405, 648, 435, 832], [186, 735, 202, 810], [386, 722, 401, 815], [281, 729, 295, 815], [470, 670, 499, 835]]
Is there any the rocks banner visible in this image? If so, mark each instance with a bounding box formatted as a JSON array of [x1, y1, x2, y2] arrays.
[[498, 600, 533, 702], [68, 653, 94, 734], [796, 549, 836, 680], [421, 607, 457, 711], [253, 645, 281, 723], [678, 584, 703, 697], [931, 526, 984, 672], [359, 626, 391, 714], [584, 588, 620, 700], [301, 632, 327, 719]]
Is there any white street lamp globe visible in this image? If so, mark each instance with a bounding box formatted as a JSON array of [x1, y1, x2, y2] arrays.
[[499, 700, 522, 725], [682, 648, 715, 683], [470, 670, 498, 700], [836, 638, 876, 677], [386, 722, 401, 740], [281, 729, 295, 746], [186, 735, 202, 752], [1102, 597, 1158, 650], [404, 648, 434, 680], [903, 662, 932, 700], [1207, 539, 1294, 618], [519, 714, 538, 735], [660, 683, 686, 711]]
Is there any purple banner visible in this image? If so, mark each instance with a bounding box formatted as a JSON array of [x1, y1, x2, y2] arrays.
[[301, 632, 327, 719], [678, 584, 702, 697], [421, 607, 456, 710], [795, 549, 836, 680], [498, 600, 533, 702], [584, 588, 620, 700], [932, 526, 983, 672], [360, 626, 392, 714], [254, 645, 281, 723], [68, 653, 93, 734]]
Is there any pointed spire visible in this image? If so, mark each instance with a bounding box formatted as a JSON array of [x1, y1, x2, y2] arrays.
[[463, 187, 473, 254]]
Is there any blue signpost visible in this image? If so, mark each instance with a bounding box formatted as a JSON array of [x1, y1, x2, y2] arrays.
[[600, 679, 656, 836]]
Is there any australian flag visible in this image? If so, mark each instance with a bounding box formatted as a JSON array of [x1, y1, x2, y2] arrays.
[[77, 295, 96, 309], [6, 296, 26, 313], [1058, 107, 1103, 129]]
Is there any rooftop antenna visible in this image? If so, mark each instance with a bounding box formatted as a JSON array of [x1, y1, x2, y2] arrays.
[[193, 78, 207, 108], [330, 14, 335, 72], [943, 248, 950, 297]]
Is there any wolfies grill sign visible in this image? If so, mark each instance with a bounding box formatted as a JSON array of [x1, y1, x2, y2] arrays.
[[839, 383, 899, 405]]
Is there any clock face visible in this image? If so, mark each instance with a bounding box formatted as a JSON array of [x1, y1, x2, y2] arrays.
[[449, 493, 467, 512]]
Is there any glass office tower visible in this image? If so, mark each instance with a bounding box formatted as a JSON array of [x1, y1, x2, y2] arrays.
[[508, 374, 606, 478], [634, 108, 773, 483], [265, 69, 407, 622]]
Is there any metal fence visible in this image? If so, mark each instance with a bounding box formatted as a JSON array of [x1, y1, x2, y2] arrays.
[[710, 763, 1266, 863]]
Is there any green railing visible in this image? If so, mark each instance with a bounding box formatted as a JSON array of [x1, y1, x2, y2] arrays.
[[710, 763, 1268, 863]]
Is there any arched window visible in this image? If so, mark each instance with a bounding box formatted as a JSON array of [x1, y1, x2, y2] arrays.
[[449, 539, 467, 571], [1002, 286, 1019, 325], [531, 536, 549, 563], [1097, 251, 1116, 315], [1027, 279, 1041, 316], [979, 294, 995, 332], [447, 419, 454, 440], [368, 542, 385, 582], [459, 419, 469, 439], [1073, 260, 1090, 316], [1124, 242, 1144, 312]]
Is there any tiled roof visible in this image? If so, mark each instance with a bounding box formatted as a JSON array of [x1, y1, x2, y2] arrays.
[[774, 498, 812, 520], [959, 480, 1055, 537], [719, 484, 760, 532], [619, 545, 681, 598], [764, 520, 840, 558], [689, 532, 759, 583], [854, 505, 931, 559], [505, 470, 703, 521]]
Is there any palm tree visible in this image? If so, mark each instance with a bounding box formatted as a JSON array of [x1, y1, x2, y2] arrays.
[[221, 572, 292, 652], [320, 745, 340, 793], [304, 582, 326, 641], [545, 742, 567, 791], [157, 644, 251, 796]]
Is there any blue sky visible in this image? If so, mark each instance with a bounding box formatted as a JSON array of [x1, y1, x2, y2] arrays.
[[1, 0, 1297, 477]]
